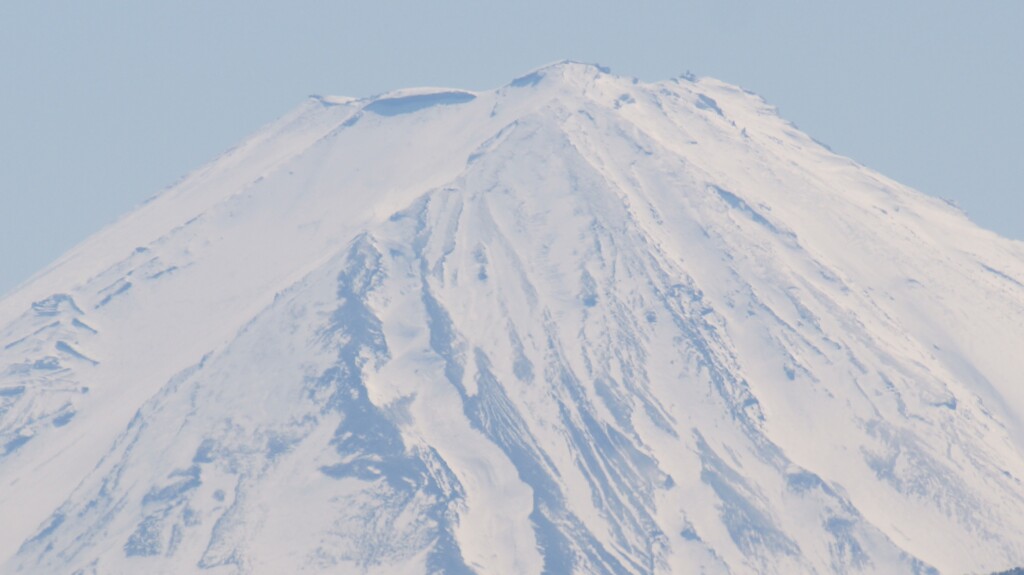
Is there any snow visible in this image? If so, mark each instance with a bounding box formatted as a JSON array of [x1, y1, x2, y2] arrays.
[[1, 61, 1024, 574]]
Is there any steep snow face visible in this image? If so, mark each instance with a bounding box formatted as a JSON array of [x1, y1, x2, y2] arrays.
[[2, 61, 1024, 574]]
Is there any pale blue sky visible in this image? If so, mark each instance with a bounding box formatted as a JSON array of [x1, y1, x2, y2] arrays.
[[1, 1, 1022, 296]]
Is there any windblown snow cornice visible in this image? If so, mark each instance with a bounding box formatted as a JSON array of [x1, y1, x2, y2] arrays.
[[2, 62, 1024, 574]]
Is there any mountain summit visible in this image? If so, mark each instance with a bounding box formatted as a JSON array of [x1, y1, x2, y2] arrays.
[[2, 62, 1024, 574]]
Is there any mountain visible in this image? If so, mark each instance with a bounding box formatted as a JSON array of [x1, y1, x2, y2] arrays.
[[2, 61, 1024, 574]]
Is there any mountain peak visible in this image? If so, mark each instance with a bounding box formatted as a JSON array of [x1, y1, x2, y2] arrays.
[[1, 65, 1023, 575], [536, 59, 613, 75], [507, 59, 613, 88]]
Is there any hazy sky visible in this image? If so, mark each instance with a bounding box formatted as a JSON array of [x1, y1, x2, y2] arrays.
[[1, 1, 1022, 296]]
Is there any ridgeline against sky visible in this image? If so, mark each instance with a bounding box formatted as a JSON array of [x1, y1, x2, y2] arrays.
[[1, 2, 1022, 296]]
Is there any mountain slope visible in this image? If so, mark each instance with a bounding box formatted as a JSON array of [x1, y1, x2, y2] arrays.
[[2, 62, 1024, 574]]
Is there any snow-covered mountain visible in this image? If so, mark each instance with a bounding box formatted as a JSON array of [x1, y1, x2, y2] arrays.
[[2, 61, 1024, 574]]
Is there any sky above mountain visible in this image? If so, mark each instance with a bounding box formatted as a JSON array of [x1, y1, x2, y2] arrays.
[[0, 1, 1022, 297]]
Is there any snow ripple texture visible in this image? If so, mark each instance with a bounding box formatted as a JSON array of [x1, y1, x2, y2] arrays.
[[1, 62, 1024, 574]]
